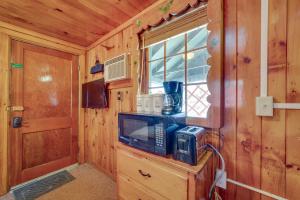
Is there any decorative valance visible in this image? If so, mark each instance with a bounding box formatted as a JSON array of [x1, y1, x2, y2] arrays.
[[138, 0, 208, 47], [137, 0, 209, 95]]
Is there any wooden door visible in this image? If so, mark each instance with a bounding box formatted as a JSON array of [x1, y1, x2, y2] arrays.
[[10, 41, 78, 186]]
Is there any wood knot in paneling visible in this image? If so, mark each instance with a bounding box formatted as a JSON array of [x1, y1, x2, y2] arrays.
[[243, 56, 251, 64], [13, 17, 32, 25], [290, 89, 297, 97], [286, 164, 293, 169], [241, 139, 252, 153], [279, 41, 286, 47], [101, 45, 114, 51], [241, 138, 260, 153], [54, 8, 63, 12]]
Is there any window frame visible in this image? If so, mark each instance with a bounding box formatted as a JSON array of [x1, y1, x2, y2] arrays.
[[147, 26, 210, 119], [138, 0, 223, 129]]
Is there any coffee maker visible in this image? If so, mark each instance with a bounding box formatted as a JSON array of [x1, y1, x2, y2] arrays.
[[162, 81, 183, 115]]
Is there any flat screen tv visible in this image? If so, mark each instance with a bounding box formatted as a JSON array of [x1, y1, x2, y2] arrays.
[[82, 79, 108, 108]]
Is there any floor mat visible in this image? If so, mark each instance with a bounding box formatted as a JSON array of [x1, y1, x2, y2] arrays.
[[13, 171, 75, 200]]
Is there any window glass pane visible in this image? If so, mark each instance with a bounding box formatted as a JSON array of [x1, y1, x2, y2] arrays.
[[149, 42, 164, 61], [149, 87, 164, 94], [166, 34, 185, 56], [187, 48, 210, 84], [187, 25, 208, 51], [166, 55, 185, 83], [186, 84, 210, 118], [148, 26, 211, 119], [149, 59, 164, 87]]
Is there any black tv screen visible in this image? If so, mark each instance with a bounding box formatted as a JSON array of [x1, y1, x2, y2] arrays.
[[82, 79, 108, 108]]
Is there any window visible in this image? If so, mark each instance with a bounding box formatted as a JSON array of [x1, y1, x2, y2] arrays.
[[148, 25, 210, 118]]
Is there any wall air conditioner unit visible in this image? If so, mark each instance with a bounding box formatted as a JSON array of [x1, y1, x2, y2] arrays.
[[104, 53, 130, 83]]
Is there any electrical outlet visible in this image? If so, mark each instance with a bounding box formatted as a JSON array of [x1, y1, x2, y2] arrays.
[[216, 169, 227, 190], [256, 96, 273, 116], [117, 91, 123, 101]]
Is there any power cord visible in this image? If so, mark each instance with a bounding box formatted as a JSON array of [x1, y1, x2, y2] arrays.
[[214, 191, 222, 200], [204, 144, 225, 200]]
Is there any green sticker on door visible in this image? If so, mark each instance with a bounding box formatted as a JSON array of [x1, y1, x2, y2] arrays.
[[11, 63, 23, 68]]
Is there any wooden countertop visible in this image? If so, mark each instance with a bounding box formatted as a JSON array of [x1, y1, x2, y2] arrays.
[[117, 142, 213, 175]]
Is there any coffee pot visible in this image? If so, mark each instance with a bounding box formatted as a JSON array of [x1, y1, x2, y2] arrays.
[[162, 81, 183, 115]]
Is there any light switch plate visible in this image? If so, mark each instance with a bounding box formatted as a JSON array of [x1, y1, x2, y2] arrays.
[[256, 96, 273, 116]]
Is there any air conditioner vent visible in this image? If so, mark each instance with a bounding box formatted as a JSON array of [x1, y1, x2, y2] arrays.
[[104, 54, 130, 82]]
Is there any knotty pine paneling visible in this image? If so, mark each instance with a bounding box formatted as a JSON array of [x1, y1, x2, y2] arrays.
[[221, 0, 299, 199], [0, 33, 9, 196], [84, 27, 134, 179], [286, 0, 300, 199], [83, 0, 300, 199], [220, 0, 237, 199], [236, 0, 262, 199], [261, 0, 287, 199], [83, 0, 203, 180]]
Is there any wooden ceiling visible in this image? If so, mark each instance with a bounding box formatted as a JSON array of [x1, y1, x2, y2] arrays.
[[0, 0, 157, 46]]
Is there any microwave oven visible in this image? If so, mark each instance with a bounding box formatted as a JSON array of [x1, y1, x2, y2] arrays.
[[118, 112, 185, 156]]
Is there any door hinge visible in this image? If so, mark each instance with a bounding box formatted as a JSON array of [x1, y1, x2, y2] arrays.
[[78, 65, 80, 71]]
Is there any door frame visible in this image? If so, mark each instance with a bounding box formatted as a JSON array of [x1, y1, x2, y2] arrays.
[[0, 27, 85, 195], [10, 40, 79, 186]]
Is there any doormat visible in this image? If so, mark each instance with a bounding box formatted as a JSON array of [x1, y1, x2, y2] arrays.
[[13, 170, 75, 200]]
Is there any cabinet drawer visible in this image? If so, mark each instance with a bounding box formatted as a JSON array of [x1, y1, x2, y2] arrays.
[[119, 175, 168, 200], [117, 149, 188, 200]]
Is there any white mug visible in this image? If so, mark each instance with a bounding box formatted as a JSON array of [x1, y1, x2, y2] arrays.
[[136, 95, 145, 113], [144, 94, 153, 113], [152, 94, 164, 114]]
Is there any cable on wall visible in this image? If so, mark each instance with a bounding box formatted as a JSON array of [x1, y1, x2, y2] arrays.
[[200, 144, 225, 200], [260, 0, 269, 97], [259, 0, 300, 110]]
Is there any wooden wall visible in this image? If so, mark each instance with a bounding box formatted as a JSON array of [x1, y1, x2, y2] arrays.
[[0, 0, 298, 199], [0, 33, 10, 196], [85, 0, 300, 199], [84, 0, 200, 179], [221, 0, 300, 199], [84, 25, 135, 178]]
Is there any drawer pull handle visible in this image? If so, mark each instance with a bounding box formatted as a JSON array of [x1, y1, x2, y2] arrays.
[[138, 169, 151, 178]]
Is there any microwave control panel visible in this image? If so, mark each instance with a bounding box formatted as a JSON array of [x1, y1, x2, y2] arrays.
[[155, 123, 164, 147]]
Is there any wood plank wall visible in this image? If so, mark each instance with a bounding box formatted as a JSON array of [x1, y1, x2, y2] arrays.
[[86, 0, 300, 199], [221, 0, 300, 199], [0, 33, 10, 196], [84, 0, 198, 179], [84, 26, 135, 178]]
